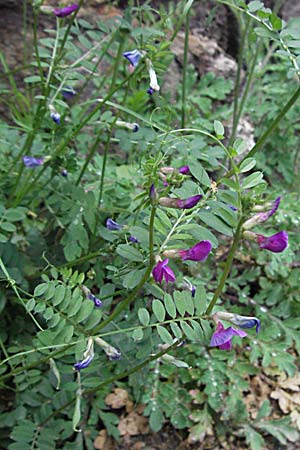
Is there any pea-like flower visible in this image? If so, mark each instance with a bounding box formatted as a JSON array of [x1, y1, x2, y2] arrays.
[[82, 285, 102, 308], [213, 311, 260, 333], [163, 240, 212, 262], [159, 195, 202, 210], [49, 105, 60, 124], [53, 3, 79, 17], [23, 156, 44, 168], [94, 337, 121, 360], [243, 196, 281, 229], [146, 59, 160, 94], [115, 120, 139, 132], [210, 322, 247, 350], [61, 86, 76, 99], [244, 230, 288, 253], [74, 337, 94, 371], [183, 278, 196, 297], [123, 49, 143, 67], [152, 259, 176, 284], [106, 218, 124, 231], [257, 231, 288, 253]]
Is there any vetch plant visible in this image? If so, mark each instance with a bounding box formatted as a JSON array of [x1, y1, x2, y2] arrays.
[[0, 0, 299, 448]]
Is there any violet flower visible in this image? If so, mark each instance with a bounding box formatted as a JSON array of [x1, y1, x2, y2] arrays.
[[82, 285, 102, 308], [74, 337, 94, 371], [53, 3, 79, 18], [61, 87, 76, 99], [159, 195, 202, 210], [94, 337, 121, 361], [243, 197, 281, 229], [152, 259, 176, 284], [123, 49, 143, 67], [210, 322, 247, 350], [61, 169, 68, 177], [106, 218, 124, 231], [23, 156, 44, 167], [129, 236, 139, 243], [149, 184, 157, 202], [163, 241, 212, 262], [213, 311, 260, 333], [257, 231, 288, 253], [178, 165, 191, 175]]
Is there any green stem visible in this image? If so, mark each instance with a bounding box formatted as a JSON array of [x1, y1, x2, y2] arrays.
[[0, 258, 43, 331], [233, 40, 261, 136], [75, 135, 102, 186], [181, 7, 190, 128], [110, 39, 126, 92], [149, 205, 156, 265], [91, 200, 157, 334], [229, 15, 250, 146], [205, 219, 244, 315], [223, 84, 300, 180]]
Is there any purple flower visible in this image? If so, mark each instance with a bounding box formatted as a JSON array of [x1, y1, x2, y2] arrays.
[[257, 231, 288, 253], [123, 49, 143, 67], [152, 259, 176, 284], [23, 156, 44, 167], [106, 218, 123, 231], [129, 236, 139, 243], [61, 87, 76, 99], [74, 337, 94, 371], [149, 184, 156, 201], [50, 111, 61, 124], [115, 120, 139, 132], [53, 3, 79, 18], [210, 322, 247, 350], [243, 197, 281, 229], [179, 241, 212, 261], [73, 354, 94, 371], [213, 311, 261, 333], [159, 195, 202, 210], [82, 285, 102, 308], [178, 165, 191, 175], [87, 293, 103, 308], [94, 337, 121, 361], [107, 348, 122, 361], [147, 87, 155, 95], [61, 169, 68, 177]]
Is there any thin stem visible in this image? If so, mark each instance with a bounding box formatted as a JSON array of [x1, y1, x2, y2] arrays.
[[75, 135, 102, 186], [205, 219, 244, 315], [181, 7, 190, 128], [149, 205, 156, 265], [223, 84, 300, 180], [0, 258, 43, 331], [229, 15, 250, 146], [233, 40, 261, 134], [110, 39, 126, 91]]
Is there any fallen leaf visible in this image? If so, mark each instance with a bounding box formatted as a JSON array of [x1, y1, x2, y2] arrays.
[[118, 411, 149, 437], [105, 388, 130, 409]]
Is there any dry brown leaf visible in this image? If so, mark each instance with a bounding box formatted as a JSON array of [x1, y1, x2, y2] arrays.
[[118, 411, 149, 437], [93, 430, 114, 450], [278, 374, 300, 392], [271, 388, 300, 415], [105, 388, 130, 409]]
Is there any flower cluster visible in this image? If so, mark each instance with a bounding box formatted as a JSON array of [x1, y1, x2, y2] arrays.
[[122, 49, 160, 94]]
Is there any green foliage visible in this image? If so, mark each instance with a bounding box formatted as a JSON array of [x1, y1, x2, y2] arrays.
[[0, 0, 299, 449]]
